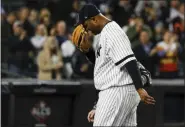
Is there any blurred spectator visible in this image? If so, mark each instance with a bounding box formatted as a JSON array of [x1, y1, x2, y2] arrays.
[[28, 9, 39, 28], [104, 13, 112, 20], [179, 3, 185, 19], [56, 20, 67, 46], [169, 2, 184, 33], [135, 1, 169, 29], [18, 7, 29, 19], [67, 0, 82, 27], [122, 14, 137, 33], [39, 8, 51, 20], [126, 18, 153, 48], [158, 1, 169, 27], [99, 2, 109, 14], [133, 31, 156, 76], [178, 19, 185, 52], [18, 7, 34, 37], [135, 1, 161, 16], [61, 29, 76, 79], [140, 4, 158, 28], [150, 31, 179, 78], [46, 0, 73, 22], [1, 0, 184, 79], [169, 0, 184, 22], [41, 16, 53, 33], [153, 22, 165, 43], [30, 24, 48, 50], [110, 0, 134, 27], [49, 26, 57, 36], [37, 37, 63, 80], [1, 6, 6, 22], [2, 12, 16, 39], [39, 8, 53, 33], [8, 21, 35, 74], [173, 18, 184, 34]]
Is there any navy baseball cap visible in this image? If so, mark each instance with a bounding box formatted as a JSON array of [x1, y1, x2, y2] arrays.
[[75, 4, 101, 26]]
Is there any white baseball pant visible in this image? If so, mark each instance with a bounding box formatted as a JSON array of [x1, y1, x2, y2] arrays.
[[93, 85, 141, 126]]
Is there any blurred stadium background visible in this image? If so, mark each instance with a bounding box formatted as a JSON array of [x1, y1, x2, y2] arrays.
[[1, 0, 184, 127]]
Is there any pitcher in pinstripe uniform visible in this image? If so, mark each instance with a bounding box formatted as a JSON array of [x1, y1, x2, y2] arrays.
[[75, 4, 155, 126]]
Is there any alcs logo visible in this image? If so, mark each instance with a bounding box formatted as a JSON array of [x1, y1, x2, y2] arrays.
[[31, 101, 51, 123]]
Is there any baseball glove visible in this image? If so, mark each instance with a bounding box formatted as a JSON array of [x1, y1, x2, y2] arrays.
[[72, 24, 91, 53], [137, 61, 152, 87]]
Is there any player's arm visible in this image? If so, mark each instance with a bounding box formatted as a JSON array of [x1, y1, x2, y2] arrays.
[[107, 28, 155, 104], [124, 60, 143, 89], [127, 61, 152, 87], [71, 24, 96, 64], [107, 28, 147, 89], [125, 61, 155, 104], [85, 48, 96, 64]]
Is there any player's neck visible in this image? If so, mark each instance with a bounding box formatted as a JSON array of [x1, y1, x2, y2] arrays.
[[100, 18, 111, 31], [96, 14, 111, 33]]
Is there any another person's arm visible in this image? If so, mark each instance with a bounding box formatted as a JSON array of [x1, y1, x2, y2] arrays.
[[150, 43, 166, 57], [56, 51, 64, 80], [85, 48, 96, 64]]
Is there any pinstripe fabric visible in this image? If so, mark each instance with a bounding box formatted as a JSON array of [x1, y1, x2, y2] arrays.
[[94, 21, 136, 91], [93, 21, 141, 126], [93, 85, 140, 126]]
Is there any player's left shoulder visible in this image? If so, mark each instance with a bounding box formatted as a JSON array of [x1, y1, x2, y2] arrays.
[[108, 21, 126, 35]]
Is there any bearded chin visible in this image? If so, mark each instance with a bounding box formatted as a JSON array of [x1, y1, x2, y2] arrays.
[[92, 30, 101, 35]]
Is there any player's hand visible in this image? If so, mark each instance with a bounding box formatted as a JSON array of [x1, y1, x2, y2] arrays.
[[80, 64, 89, 72], [87, 109, 95, 122], [137, 88, 155, 105]]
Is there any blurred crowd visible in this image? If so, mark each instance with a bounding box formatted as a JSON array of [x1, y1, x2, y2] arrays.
[[1, 0, 184, 80]]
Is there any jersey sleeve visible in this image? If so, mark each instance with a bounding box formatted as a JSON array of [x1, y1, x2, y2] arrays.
[[107, 27, 136, 69]]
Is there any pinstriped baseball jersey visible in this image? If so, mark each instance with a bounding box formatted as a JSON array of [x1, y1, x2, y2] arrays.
[[94, 21, 136, 90]]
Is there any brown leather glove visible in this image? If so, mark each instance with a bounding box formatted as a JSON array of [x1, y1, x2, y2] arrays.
[[72, 24, 91, 53]]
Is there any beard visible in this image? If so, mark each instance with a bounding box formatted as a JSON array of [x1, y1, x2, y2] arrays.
[[91, 29, 101, 35]]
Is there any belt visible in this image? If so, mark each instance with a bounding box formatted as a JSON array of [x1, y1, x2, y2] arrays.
[[112, 83, 134, 87]]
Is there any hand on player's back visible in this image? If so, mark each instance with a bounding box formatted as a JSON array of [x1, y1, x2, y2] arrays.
[[137, 88, 156, 105], [87, 109, 95, 122]]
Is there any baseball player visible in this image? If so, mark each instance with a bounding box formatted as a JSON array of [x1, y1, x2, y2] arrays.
[[72, 4, 155, 126]]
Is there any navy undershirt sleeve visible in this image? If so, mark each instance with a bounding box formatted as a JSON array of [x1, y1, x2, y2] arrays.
[[85, 48, 95, 64], [124, 60, 143, 90]]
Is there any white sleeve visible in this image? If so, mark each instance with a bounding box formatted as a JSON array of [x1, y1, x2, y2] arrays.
[[108, 28, 136, 68]]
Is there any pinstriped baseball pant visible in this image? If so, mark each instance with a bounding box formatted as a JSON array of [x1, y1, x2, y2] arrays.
[[93, 85, 141, 126]]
